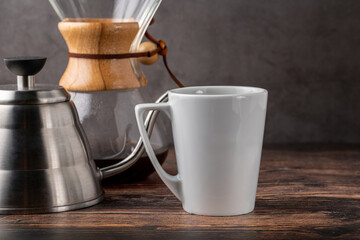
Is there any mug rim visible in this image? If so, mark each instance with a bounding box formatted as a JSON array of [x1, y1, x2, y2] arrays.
[[169, 86, 267, 97]]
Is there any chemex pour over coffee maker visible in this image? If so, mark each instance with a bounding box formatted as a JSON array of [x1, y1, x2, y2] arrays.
[[0, 0, 180, 214], [49, 0, 182, 181], [0, 56, 166, 213]]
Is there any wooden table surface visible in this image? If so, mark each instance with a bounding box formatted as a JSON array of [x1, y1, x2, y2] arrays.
[[0, 144, 359, 239]]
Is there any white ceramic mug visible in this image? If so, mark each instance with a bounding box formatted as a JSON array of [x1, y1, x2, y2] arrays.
[[135, 86, 268, 216]]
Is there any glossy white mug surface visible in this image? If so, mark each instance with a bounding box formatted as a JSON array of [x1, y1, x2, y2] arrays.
[[135, 86, 268, 216]]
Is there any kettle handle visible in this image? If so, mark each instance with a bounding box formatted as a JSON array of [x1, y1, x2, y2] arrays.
[[99, 92, 169, 179]]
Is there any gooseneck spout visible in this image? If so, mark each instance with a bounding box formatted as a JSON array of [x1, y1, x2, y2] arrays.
[[99, 92, 168, 179]]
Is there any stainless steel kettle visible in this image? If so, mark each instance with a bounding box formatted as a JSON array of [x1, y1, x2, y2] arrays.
[[0, 57, 166, 214]]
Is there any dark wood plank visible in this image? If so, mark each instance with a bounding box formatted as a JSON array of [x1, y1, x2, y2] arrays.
[[0, 144, 358, 240]]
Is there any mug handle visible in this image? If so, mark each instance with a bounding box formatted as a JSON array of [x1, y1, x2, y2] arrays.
[[135, 103, 183, 201]]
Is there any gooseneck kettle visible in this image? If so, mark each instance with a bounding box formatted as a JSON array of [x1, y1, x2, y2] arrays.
[[0, 57, 166, 214]]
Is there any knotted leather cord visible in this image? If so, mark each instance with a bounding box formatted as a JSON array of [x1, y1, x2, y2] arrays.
[[67, 19, 184, 88]]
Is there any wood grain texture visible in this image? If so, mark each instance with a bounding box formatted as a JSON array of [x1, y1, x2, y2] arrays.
[[0, 145, 359, 240], [58, 19, 146, 91]]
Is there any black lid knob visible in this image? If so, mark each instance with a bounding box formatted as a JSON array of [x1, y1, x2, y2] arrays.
[[4, 56, 47, 76]]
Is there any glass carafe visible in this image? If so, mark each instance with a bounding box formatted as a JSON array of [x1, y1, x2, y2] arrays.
[[49, 0, 168, 182]]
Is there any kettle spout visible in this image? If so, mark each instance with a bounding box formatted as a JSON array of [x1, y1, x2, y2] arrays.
[[99, 92, 168, 179]]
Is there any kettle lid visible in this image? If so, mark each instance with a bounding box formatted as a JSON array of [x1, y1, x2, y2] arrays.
[[0, 57, 70, 104]]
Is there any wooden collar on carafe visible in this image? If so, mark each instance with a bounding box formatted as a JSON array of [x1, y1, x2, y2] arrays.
[[67, 18, 184, 88]]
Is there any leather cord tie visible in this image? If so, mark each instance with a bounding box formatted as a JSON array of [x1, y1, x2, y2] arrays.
[[67, 18, 184, 88]]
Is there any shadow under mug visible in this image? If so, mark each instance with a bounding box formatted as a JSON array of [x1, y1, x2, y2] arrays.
[[135, 86, 268, 216]]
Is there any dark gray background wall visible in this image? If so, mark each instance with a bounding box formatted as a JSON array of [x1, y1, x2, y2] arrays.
[[0, 0, 359, 143]]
